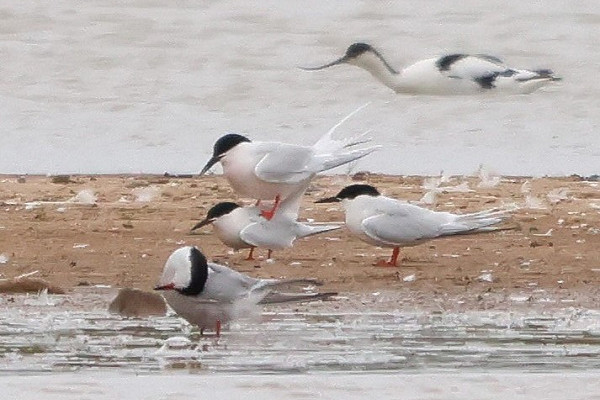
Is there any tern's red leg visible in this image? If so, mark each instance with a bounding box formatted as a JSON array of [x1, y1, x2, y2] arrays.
[[260, 195, 281, 221], [389, 247, 401, 266], [245, 247, 256, 261], [216, 320, 221, 337], [373, 247, 400, 267], [267, 249, 273, 259]]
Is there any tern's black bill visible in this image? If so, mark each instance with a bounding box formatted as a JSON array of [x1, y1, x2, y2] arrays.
[[191, 218, 213, 231], [299, 56, 347, 71], [314, 196, 340, 203], [200, 156, 219, 176]]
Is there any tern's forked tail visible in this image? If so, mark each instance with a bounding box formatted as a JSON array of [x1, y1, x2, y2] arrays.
[[259, 291, 337, 305], [310, 103, 381, 173], [296, 223, 342, 239], [316, 144, 380, 173], [313, 103, 373, 153], [250, 278, 321, 294], [442, 207, 517, 236]]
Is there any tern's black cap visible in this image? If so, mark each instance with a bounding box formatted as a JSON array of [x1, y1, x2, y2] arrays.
[[200, 134, 251, 175], [315, 184, 380, 203], [335, 184, 381, 200], [178, 247, 209, 296], [212, 134, 251, 158], [191, 202, 241, 231], [154, 246, 209, 296], [206, 202, 240, 220]]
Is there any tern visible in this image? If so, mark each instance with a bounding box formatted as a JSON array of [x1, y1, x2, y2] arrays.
[[191, 185, 342, 260], [316, 184, 513, 266], [155, 246, 334, 335], [200, 104, 379, 220], [301, 42, 561, 95]]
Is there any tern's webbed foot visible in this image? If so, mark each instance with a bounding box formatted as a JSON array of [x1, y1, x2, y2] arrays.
[[260, 195, 281, 221], [260, 209, 276, 220], [373, 259, 398, 267]]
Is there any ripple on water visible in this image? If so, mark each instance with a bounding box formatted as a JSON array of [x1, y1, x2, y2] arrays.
[[2, 289, 600, 374]]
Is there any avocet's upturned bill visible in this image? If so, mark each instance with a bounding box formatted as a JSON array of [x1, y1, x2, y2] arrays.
[[301, 42, 561, 95], [316, 184, 514, 266], [191, 185, 341, 260], [199, 104, 380, 220], [154, 246, 334, 335]]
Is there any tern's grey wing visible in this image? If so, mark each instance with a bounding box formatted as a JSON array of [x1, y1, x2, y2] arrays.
[[201, 263, 261, 302], [254, 143, 315, 183], [259, 292, 337, 304], [162, 292, 239, 330], [239, 220, 296, 250], [277, 181, 310, 218], [361, 205, 450, 246]]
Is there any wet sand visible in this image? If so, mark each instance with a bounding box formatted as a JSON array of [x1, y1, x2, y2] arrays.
[[0, 174, 598, 310]]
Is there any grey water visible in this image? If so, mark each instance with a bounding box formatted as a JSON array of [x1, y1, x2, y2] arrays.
[[2, 289, 600, 375], [0, 1, 599, 176]]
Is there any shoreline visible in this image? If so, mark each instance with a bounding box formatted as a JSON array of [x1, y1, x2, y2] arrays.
[[1, 172, 597, 180], [0, 173, 598, 310]]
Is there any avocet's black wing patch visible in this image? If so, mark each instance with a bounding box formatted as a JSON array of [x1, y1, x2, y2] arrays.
[[436, 54, 468, 72], [474, 54, 504, 65], [474, 74, 499, 89], [499, 69, 517, 77]]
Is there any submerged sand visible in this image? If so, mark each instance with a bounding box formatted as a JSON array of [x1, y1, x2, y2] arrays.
[[0, 173, 598, 310]]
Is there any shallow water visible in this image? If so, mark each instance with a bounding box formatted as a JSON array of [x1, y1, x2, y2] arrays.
[[1, 1, 599, 176], [2, 289, 600, 375], [3, 373, 600, 400]]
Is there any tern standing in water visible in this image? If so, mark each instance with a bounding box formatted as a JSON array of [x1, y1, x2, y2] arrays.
[[155, 246, 334, 335]]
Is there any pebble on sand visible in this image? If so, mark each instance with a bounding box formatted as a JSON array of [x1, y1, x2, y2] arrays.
[[108, 287, 167, 317]]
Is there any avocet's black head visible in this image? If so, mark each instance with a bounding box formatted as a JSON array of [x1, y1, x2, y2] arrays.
[[300, 42, 396, 74], [200, 134, 251, 175], [345, 42, 373, 59], [315, 184, 381, 203], [154, 246, 209, 296], [191, 202, 241, 231], [300, 42, 375, 71]]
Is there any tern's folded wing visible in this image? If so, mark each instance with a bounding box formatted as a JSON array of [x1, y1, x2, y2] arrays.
[[254, 144, 315, 183], [202, 263, 260, 301], [239, 221, 295, 250], [361, 209, 446, 246]]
